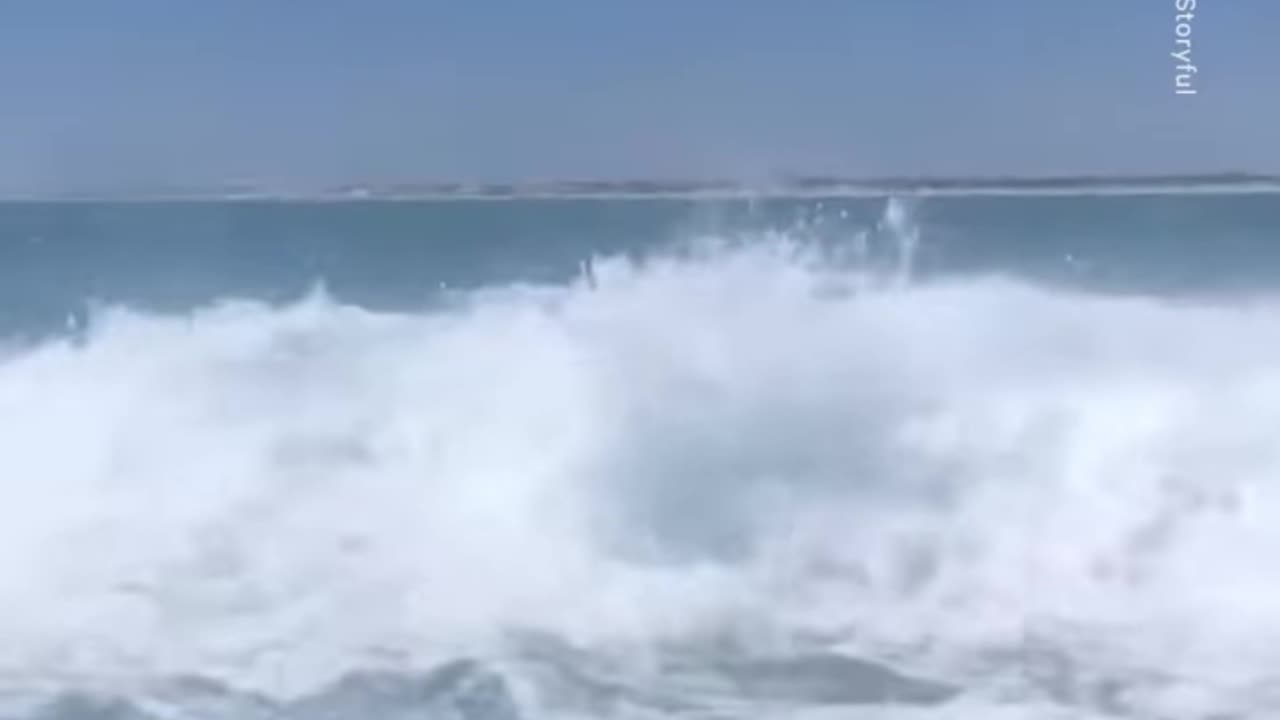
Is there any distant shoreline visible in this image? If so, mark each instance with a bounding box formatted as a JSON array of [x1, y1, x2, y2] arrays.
[[4, 174, 1280, 202]]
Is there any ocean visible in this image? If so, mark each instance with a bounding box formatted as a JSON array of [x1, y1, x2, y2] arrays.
[[2, 192, 1280, 719]]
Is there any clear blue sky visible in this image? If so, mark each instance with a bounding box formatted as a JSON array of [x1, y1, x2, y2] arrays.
[[0, 1, 1275, 191]]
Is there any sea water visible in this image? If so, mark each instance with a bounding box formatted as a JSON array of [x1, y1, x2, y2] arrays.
[[2, 193, 1280, 719]]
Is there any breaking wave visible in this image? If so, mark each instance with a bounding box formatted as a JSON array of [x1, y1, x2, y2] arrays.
[[4, 202, 1280, 718]]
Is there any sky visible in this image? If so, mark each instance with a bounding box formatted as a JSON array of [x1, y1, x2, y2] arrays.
[[0, 1, 1276, 191]]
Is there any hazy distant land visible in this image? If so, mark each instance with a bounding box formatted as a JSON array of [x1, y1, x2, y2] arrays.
[[6, 173, 1280, 201]]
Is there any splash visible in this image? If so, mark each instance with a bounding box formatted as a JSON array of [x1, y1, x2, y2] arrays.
[[2, 211, 1280, 717]]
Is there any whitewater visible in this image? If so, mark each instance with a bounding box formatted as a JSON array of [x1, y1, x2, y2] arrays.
[[3, 195, 1280, 719]]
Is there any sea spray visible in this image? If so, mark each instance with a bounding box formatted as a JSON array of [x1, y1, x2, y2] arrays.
[[3, 198, 1280, 717]]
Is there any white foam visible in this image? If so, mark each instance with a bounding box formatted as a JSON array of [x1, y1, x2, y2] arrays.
[[3, 238, 1280, 716]]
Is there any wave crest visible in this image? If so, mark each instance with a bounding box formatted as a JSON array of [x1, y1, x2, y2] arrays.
[[3, 231, 1280, 717]]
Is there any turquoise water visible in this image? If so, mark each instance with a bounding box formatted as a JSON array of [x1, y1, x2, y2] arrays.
[[4, 193, 1280, 336], [3, 193, 1280, 719]]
